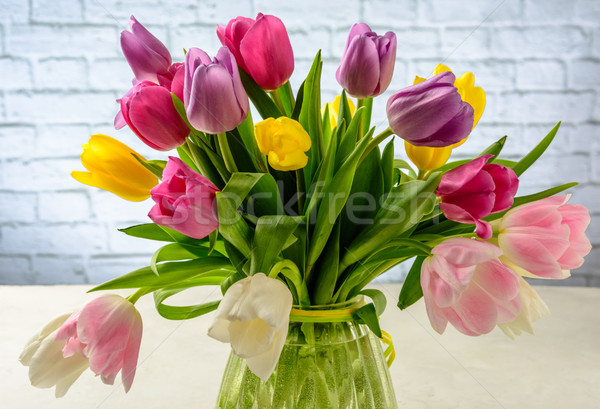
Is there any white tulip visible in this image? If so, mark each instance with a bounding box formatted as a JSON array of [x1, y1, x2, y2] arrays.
[[19, 314, 89, 398], [498, 277, 550, 339], [208, 273, 293, 382]]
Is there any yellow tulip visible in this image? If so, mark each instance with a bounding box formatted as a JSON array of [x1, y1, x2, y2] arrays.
[[254, 117, 312, 172], [71, 134, 159, 201], [406, 65, 486, 171], [321, 95, 356, 128]]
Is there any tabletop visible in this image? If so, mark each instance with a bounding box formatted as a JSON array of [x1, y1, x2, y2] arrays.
[[2, 284, 599, 409]]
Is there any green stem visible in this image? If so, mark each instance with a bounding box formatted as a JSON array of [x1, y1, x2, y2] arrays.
[[296, 168, 305, 215], [359, 127, 394, 163], [269, 90, 286, 115], [127, 287, 153, 304], [217, 133, 238, 173]]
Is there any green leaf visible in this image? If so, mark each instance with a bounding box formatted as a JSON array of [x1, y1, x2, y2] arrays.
[[250, 215, 302, 275], [512, 122, 561, 176], [311, 223, 340, 305], [236, 110, 268, 172], [359, 97, 373, 136], [364, 239, 431, 264], [298, 50, 325, 161], [359, 288, 387, 316], [118, 223, 175, 242], [478, 135, 507, 158], [381, 139, 395, 194], [154, 278, 223, 320], [131, 154, 165, 179], [304, 125, 338, 217], [352, 303, 382, 338], [238, 69, 283, 119], [398, 256, 425, 310], [335, 107, 366, 169], [150, 243, 213, 275]]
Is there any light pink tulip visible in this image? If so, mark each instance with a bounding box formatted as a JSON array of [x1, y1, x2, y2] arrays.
[[148, 156, 220, 239], [494, 195, 591, 279], [436, 154, 519, 239], [421, 237, 521, 336], [54, 294, 143, 393]]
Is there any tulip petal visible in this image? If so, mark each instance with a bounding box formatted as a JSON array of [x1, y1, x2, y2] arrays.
[[336, 35, 381, 98], [245, 329, 287, 382]]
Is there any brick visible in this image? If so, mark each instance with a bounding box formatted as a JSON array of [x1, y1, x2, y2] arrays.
[[36, 124, 91, 158], [569, 123, 600, 155], [523, 0, 576, 22], [0, 192, 37, 223], [0, 224, 107, 255], [385, 28, 440, 59], [90, 190, 154, 223], [575, 0, 600, 22], [87, 255, 152, 283], [5, 92, 117, 123], [32, 0, 84, 23], [31, 256, 88, 284], [195, 0, 253, 24], [569, 59, 600, 89], [84, 1, 197, 25], [1, 0, 30, 23], [441, 27, 491, 59], [433, 59, 515, 91], [522, 123, 574, 155], [421, 0, 522, 23], [169, 25, 221, 62], [89, 58, 133, 91], [39, 192, 91, 222], [254, 0, 361, 28], [456, 123, 523, 157], [288, 27, 332, 60], [516, 59, 566, 90], [0, 58, 33, 90], [593, 28, 600, 58], [7, 25, 118, 57], [0, 126, 36, 158], [107, 227, 162, 254], [0, 256, 33, 284], [494, 91, 595, 123], [36, 58, 88, 90], [491, 27, 590, 58], [517, 154, 591, 191], [363, 0, 418, 25], [2, 158, 83, 191]]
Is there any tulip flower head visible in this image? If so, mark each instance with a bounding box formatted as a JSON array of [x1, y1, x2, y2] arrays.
[[120, 16, 172, 83], [387, 71, 474, 147], [336, 23, 397, 98], [19, 294, 143, 396], [497, 277, 550, 339], [118, 81, 190, 151], [217, 13, 294, 91], [421, 238, 521, 336], [321, 95, 356, 129], [208, 273, 293, 382], [184, 47, 249, 134], [436, 154, 519, 239], [254, 117, 312, 171], [148, 156, 220, 239], [71, 134, 159, 201]]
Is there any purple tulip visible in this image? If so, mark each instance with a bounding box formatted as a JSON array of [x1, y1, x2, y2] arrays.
[[386, 71, 475, 147], [119, 81, 190, 151], [336, 23, 396, 98], [120, 16, 172, 83], [184, 47, 249, 134]]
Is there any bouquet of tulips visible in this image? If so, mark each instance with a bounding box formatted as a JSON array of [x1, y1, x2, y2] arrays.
[[20, 13, 591, 398]]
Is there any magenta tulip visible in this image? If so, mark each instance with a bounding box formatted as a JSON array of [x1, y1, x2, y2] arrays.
[[120, 16, 172, 83], [494, 195, 591, 279], [336, 23, 396, 98], [421, 238, 521, 336], [148, 157, 219, 239], [436, 154, 519, 239], [387, 71, 474, 147], [158, 62, 185, 102], [217, 13, 294, 90], [119, 81, 190, 151], [184, 47, 249, 134]]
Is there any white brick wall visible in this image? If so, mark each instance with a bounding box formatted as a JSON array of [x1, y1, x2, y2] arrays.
[[0, 0, 598, 285]]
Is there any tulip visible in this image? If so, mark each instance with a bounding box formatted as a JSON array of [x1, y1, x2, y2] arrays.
[[492, 195, 591, 279], [119, 81, 190, 151], [184, 47, 249, 134], [217, 13, 294, 91], [148, 156, 219, 239], [421, 237, 521, 336], [436, 154, 519, 239], [71, 134, 159, 201], [497, 277, 550, 339], [321, 95, 356, 128], [208, 273, 293, 382], [120, 15, 172, 83], [336, 23, 396, 98], [19, 295, 143, 396], [254, 117, 311, 171], [387, 71, 474, 147], [158, 62, 185, 102]]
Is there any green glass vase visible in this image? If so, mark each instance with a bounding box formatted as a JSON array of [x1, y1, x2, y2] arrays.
[[214, 298, 398, 408]]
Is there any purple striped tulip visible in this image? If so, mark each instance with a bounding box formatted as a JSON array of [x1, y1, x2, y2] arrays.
[[387, 71, 475, 147], [336, 23, 397, 98], [184, 47, 249, 134]]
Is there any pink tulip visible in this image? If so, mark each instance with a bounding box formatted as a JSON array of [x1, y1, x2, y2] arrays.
[[183, 47, 249, 134], [120, 16, 172, 83], [158, 62, 185, 102], [421, 237, 521, 336], [436, 154, 519, 239], [336, 23, 397, 98], [148, 156, 220, 239], [119, 81, 190, 151], [494, 195, 591, 279], [217, 13, 294, 90]]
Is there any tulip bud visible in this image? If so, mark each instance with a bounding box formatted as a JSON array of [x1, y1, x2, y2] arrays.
[[71, 134, 159, 201], [184, 47, 249, 135], [148, 157, 220, 239], [254, 117, 312, 171], [321, 95, 356, 128], [158, 62, 185, 102], [217, 13, 294, 91], [336, 23, 397, 98], [119, 81, 190, 151], [120, 15, 172, 83], [387, 71, 474, 147]]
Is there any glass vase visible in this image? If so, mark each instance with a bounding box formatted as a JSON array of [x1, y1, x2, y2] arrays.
[[214, 298, 398, 408]]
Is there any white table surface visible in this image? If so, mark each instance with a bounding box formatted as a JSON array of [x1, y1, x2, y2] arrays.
[[2, 284, 599, 409]]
